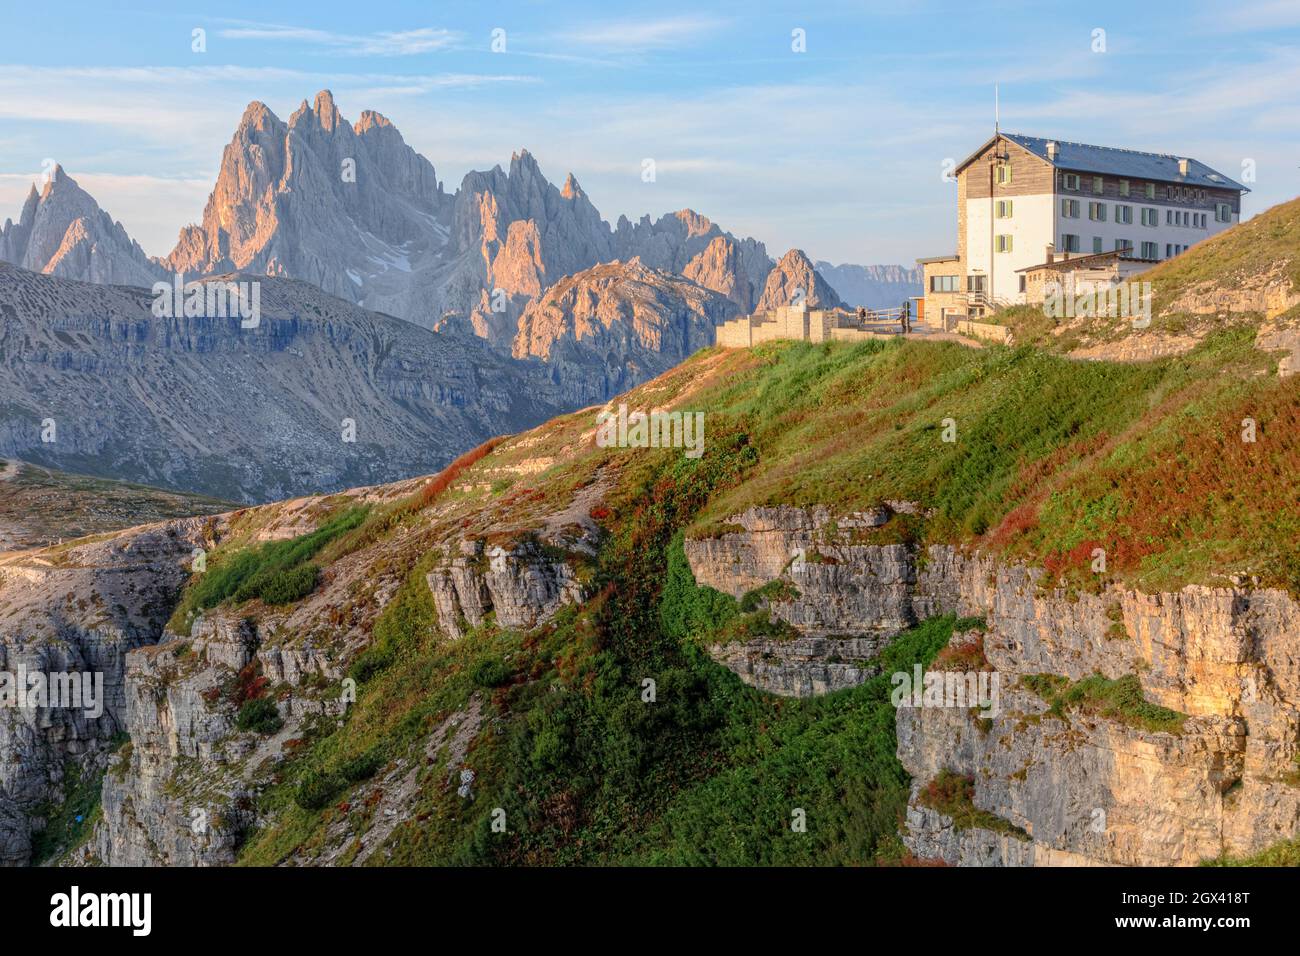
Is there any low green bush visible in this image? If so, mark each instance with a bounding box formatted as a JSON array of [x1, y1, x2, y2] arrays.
[[258, 564, 319, 605], [235, 697, 283, 734], [472, 658, 511, 688]]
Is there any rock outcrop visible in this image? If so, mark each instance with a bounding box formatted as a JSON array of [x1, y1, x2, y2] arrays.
[[683, 505, 1300, 866], [426, 534, 594, 639], [92, 612, 343, 866]]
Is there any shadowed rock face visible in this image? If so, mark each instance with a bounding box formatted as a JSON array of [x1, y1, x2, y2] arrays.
[[0, 263, 566, 503], [0, 518, 207, 865]]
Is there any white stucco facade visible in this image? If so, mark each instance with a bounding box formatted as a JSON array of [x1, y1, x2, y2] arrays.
[[966, 193, 1240, 306]]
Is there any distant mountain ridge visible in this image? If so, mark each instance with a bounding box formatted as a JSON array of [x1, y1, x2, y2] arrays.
[[1, 90, 917, 383], [814, 261, 922, 309], [0, 262, 566, 503]]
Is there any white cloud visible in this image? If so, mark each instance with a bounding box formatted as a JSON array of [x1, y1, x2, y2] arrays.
[[1203, 0, 1300, 33], [561, 15, 729, 51], [0, 172, 211, 256], [215, 21, 461, 56]]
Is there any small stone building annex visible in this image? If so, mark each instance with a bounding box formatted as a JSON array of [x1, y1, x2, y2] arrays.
[[715, 302, 900, 347]]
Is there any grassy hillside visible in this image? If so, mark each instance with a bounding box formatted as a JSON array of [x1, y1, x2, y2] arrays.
[[996, 195, 1300, 353], [127, 289, 1285, 867], [146, 201, 1300, 864], [0, 460, 232, 551]]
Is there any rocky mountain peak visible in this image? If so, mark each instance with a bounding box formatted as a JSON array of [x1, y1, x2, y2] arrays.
[[165, 93, 447, 307], [355, 109, 394, 133], [287, 90, 347, 135], [40, 163, 70, 194], [313, 89, 342, 131], [0, 167, 160, 287], [755, 248, 844, 311], [673, 208, 715, 238], [512, 256, 740, 404], [683, 235, 754, 311], [238, 100, 282, 134], [561, 172, 586, 201]]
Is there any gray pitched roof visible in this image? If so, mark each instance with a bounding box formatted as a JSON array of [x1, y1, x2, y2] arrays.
[[1000, 133, 1249, 192]]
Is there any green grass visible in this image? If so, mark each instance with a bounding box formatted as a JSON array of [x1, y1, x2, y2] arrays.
[[169, 505, 367, 633], [235, 698, 284, 734], [1203, 836, 1300, 867], [672, 330, 1296, 596], [1021, 672, 1187, 734], [915, 769, 1029, 840]]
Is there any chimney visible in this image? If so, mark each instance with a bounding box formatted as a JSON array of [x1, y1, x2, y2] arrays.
[[1178, 158, 1190, 177], [1046, 243, 1055, 265], [1046, 141, 1058, 160]]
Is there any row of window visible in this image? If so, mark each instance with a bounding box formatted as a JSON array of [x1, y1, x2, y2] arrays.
[[995, 199, 1231, 225], [1056, 235, 1183, 259], [928, 275, 988, 293], [1060, 172, 1214, 204], [1055, 200, 1228, 226], [992, 233, 1187, 259]]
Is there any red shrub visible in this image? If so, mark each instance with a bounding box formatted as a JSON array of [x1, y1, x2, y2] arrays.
[[418, 435, 507, 509]]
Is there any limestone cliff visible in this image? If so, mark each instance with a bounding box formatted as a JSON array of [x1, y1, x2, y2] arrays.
[[0, 518, 207, 864], [70, 470, 601, 866], [682, 505, 1300, 866]]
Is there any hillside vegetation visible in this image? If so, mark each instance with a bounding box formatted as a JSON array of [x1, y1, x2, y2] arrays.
[[176, 316, 1291, 864], [0, 460, 231, 551], [53, 200, 1298, 866], [998, 195, 1300, 355]]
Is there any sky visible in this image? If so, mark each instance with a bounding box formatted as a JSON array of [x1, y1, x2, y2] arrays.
[[0, 0, 1297, 266]]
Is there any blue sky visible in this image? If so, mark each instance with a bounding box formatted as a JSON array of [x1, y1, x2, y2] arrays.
[[1, 0, 1297, 265]]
